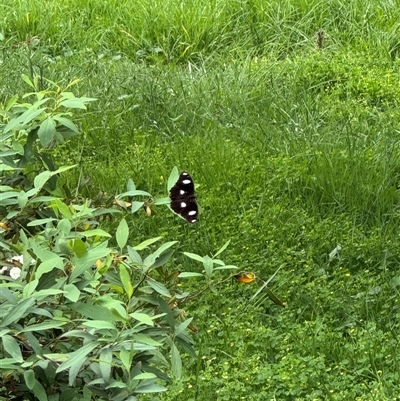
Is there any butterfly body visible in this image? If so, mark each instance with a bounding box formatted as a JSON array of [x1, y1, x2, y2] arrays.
[[170, 171, 198, 223]]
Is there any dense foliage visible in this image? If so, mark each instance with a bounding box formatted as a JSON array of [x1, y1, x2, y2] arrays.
[[1, 0, 400, 400]]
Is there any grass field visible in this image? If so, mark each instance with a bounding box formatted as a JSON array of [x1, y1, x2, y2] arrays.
[[2, 0, 400, 399]]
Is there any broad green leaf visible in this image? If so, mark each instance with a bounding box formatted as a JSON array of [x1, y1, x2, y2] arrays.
[[2, 334, 23, 362], [127, 246, 142, 264], [21, 74, 35, 89], [82, 320, 117, 331], [68, 238, 87, 258], [135, 382, 167, 393], [183, 252, 205, 263], [120, 264, 133, 298], [27, 217, 56, 226], [214, 265, 238, 270], [171, 343, 182, 379], [167, 167, 179, 191], [24, 369, 35, 389], [30, 241, 64, 279], [23, 279, 38, 299], [21, 320, 67, 333], [69, 303, 115, 322], [80, 229, 111, 238], [116, 218, 129, 250], [203, 255, 214, 277], [32, 380, 48, 401], [133, 236, 162, 251], [52, 199, 73, 219], [60, 98, 90, 109], [58, 218, 71, 234], [5, 94, 19, 110], [127, 178, 136, 191], [38, 117, 56, 147], [99, 347, 112, 382], [131, 201, 144, 214], [152, 241, 178, 259], [0, 298, 35, 327], [56, 342, 99, 386], [69, 246, 111, 281], [117, 189, 151, 198], [34, 171, 52, 190], [18, 190, 28, 208], [152, 249, 175, 269], [64, 283, 80, 302], [147, 280, 171, 298], [174, 317, 194, 336], [131, 312, 154, 327], [133, 372, 157, 380], [52, 115, 79, 133], [120, 348, 132, 372], [178, 272, 203, 278], [153, 196, 170, 205], [213, 240, 231, 258]]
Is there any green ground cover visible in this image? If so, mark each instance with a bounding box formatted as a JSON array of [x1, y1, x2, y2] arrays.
[[1, 0, 400, 399]]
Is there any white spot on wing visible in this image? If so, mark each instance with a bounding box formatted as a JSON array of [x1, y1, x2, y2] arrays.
[[180, 190, 185, 195], [180, 202, 187, 208], [188, 210, 196, 216], [182, 179, 191, 185]]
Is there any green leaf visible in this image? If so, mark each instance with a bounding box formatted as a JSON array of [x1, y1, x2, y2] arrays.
[[134, 236, 162, 251], [69, 303, 115, 322], [30, 241, 64, 279], [80, 229, 111, 238], [52, 115, 79, 133], [20, 320, 67, 333], [33, 171, 52, 190], [27, 217, 56, 226], [147, 280, 171, 298], [167, 167, 179, 191], [183, 252, 205, 263], [203, 255, 214, 277], [213, 240, 231, 258], [120, 348, 132, 372], [0, 298, 35, 327], [171, 343, 182, 379], [120, 264, 133, 298], [116, 218, 129, 250], [82, 321, 117, 331], [127, 178, 136, 191], [32, 380, 48, 401], [58, 219, 72, 235], [38, 117, 56, 147], [175, 317, 193, 336], [23, 279, 38, 299], [2, 334, 23, 362], [178, 272, 204, 278], [131, 312, 154, 327], [117, 189, 151, 198], [21, 74, 35, 89], [135, 382, 167, 393], [68, 238, 87, 258], [64, 283, 80, 302], [60, 98, 92, 109], [56, 342, 99, 386], [99, 347, 112, 382], [131, 201, 144, 214], [127, 246, 142, 264], [69, 246, 111, 281], [24, 369, 36, 389]]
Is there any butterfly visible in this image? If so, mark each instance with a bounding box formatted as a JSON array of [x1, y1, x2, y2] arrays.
[[169, 171, 198, 223]]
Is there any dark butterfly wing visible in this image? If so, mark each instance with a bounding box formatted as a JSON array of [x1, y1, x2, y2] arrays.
[[169, 171, 198, 223]]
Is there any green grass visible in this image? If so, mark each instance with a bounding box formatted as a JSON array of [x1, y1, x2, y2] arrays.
[[2, 0, 400, 399]]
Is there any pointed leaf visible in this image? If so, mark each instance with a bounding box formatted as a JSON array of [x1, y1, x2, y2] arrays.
[[116, 218, 129, 250]]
